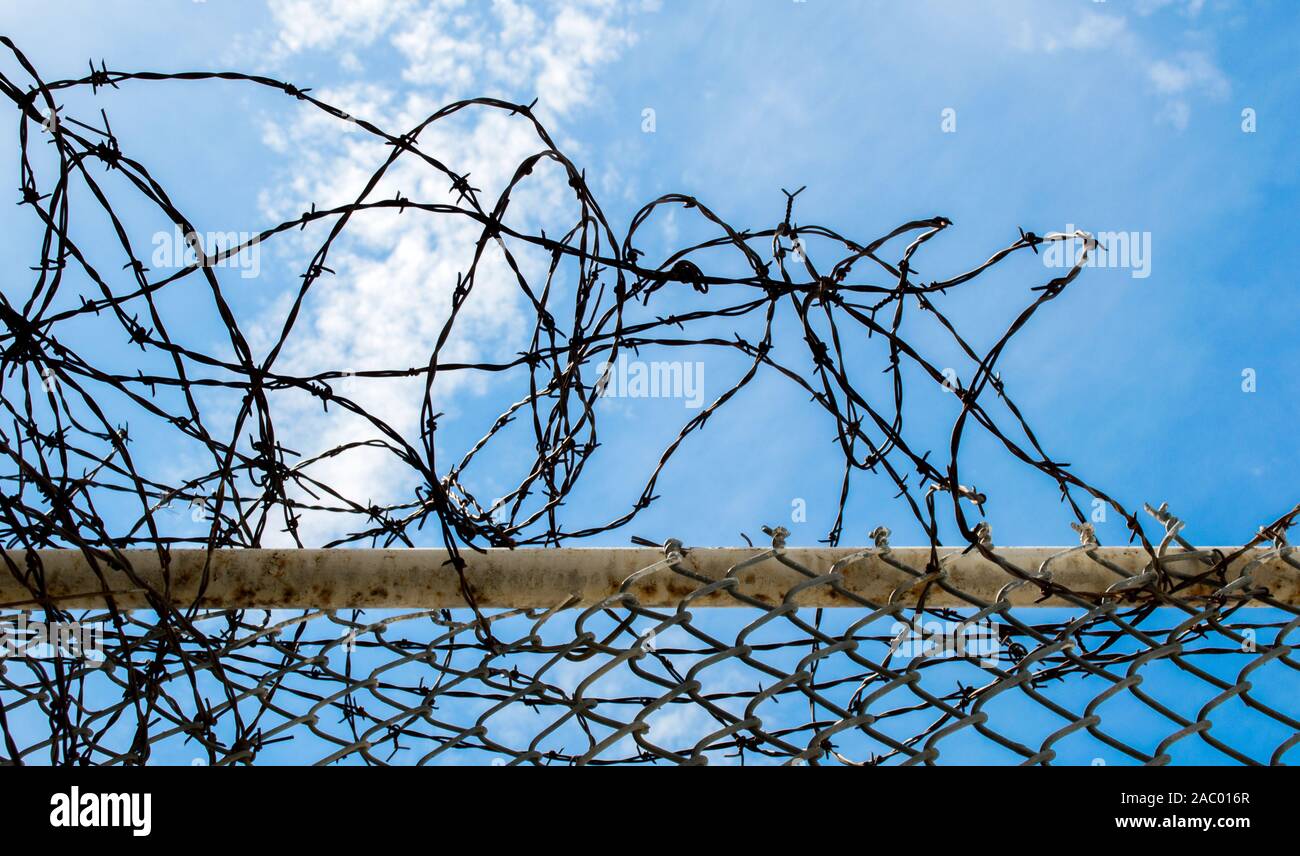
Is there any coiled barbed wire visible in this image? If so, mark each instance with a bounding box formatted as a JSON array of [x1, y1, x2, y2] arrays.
[[1, 39, 1296, 765]]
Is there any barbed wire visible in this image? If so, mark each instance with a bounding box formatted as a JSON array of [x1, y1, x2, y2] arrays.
[[0, 39, 1296, 764]]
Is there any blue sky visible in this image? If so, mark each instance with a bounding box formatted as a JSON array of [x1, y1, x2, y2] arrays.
[[1, 1, 1297, 765], [5, 0, 1296, 550]]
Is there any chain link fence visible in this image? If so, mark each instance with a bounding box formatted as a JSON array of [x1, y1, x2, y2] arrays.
[[3, 508, 1298, 765]]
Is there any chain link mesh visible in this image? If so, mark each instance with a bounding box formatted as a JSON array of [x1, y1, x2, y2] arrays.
[[4, 511, 1299, 765]]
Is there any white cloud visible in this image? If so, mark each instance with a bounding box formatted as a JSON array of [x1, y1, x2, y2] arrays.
[[1014, 12, 1128, 53], [267, 0, 418, 57], [1147, 50, 1230, 97], [1147, 50, 1229, 129], [242, 0, 640, 545], [1136, 0, 1208, 16], [1008, 6, 1229, 130], [264, 0, 636, 121], [391, 0, 635, 118], [1157, 99, 1193, 130]]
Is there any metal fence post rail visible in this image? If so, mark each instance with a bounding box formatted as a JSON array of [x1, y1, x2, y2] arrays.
[[4, 543, 1299, 610]]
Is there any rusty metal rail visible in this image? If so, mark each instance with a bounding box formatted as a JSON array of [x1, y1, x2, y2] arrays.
[[5, 542, 1299, 609]]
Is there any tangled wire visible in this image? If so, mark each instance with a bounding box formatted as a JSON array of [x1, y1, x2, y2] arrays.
[[1, 39, 1297, 765]]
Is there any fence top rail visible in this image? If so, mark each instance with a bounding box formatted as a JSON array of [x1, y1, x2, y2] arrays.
[[4, 544, 1295, 610]]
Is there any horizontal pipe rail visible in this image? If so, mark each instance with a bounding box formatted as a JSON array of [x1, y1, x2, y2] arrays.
[[1, 546, 1296, 609]]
